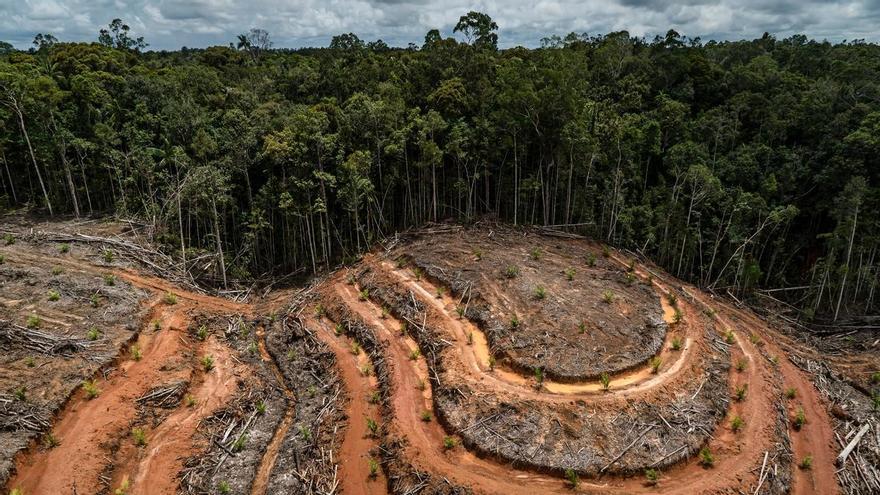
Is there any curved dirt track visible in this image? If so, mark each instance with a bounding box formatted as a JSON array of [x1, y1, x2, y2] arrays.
[[3, 246, 250, 495], [310, 246, 841, 494], [1, 229, 842, 495]]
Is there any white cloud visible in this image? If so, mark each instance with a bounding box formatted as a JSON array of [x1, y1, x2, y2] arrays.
[[0, 0, 877, 50]]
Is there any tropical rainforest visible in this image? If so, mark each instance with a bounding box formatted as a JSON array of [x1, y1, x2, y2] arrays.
[[1, 13, 879, 320]]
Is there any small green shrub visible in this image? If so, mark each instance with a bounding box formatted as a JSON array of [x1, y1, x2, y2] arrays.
[[799, 455, 812, 470], [699, 447, 714, 467], [24, 356, 35, 367], [350, 342, 361, 355], [103, 274, 116, 286], [368, 458, 380, 478], [313, 304, 325, 317], [416, 379, 426, 391], [869, 372, 880, 385], [114, 478, 130, 495], [3, 233, 15, 245], [196, 325, 208, 341], [132, 427, 147, 446], [334, 323, 344, 336], [504, 265, 519, 279], [103, 249, 114, 262], [420, 410, 432, 422], [510, 315, 520, 328], [163, 292, 178, 305], [90, 293, 100, 308], [409, 349, 420, 361], [785, 388, 797, 399], [359, 288, 369, 301], [472, 249, 483, 261], [83, 380, 100, 399], [602, 290, 615, 304], [734, 384, 748, 402], [47, 290, 60, 302], [130, 344, 142, 361], [360, 364, 373, 376], [299, 425, 311, 441], [644, 468, 659, 485], [232, 434, 247, 452], [671, 337, 682, 351], [435, 286, 445, 298], [51, 266, 62, 275], [0, 255, 5, 264], [533, 285, 546, 300], [218, 480, 231, 494], [256, 400, 266, 415], [412, 267, 423, 280], [201, 355, 215, 372], [534, 367, 543, 385], [601, 245, 610, 257], [59, 243, 70, 253], [443, 436, 457, 450], [585, 253, 597, 267], [488, 356, 496, 371], [649, 357, 662, 374], [43, 432, 60, 448], [530, 247, 541, 260], [565, 468, 579, 488], [730, 415, 744, 432], [600, 372, 611, 391], [792, 406, 806, 430], [672, 308, 684, 323], [736, 359, 747, 372], [564, 268, 575, 281], [666, 293, 678, 306], [724, 329, 735, 344], [184, 394, 197, 407], [26, 315, 41, 329], [13, 386, 26, 401], [366, 418, 379, 437]]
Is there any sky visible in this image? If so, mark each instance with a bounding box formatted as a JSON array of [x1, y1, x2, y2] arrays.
[[1, 0, 878, 51]]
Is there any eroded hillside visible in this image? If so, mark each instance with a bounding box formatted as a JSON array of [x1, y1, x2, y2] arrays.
[[1, 220, 877, 495]]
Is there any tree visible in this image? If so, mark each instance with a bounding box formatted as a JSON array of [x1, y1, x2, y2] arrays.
[[453, 12, 498, 49], [31, 34, 58, 52], [236, 29, 272, 62], [98, 19, 147, 51]]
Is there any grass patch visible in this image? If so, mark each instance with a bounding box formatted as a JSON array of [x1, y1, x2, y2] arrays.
[[47, 289, 60, 301]]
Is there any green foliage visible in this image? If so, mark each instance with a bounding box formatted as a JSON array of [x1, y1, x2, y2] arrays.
[[132, 427, 147, 446], [510, 315, 520, 328], [533, 285, 546, 299], [785, 388, 797, 399], [232, 434, 247, 452], [504, 265, 519, 279], [103, 274, 116, 286], [530, 247, 541, 260], [443, 436, 457, 450], [699, 447, 714, 467], [3, 234, 14, 245], [730, 415, 744, 432], [734, 384, 748, 402], [409, 349, 420, 360], [163, 292, 178, 305], [799, 455, 812, 470], [359, 289, 369, 301], [564, 268, 575, 281], [47, 290, 60, 301], [649, 357, 662, 374], [564, 468, 579, 488], [201, 355, 215, 371], [0, 21, 878, 322], [218, 480, 231, 494], [671, 337, 682, 351], [196, 325, 208, 341], [736, 358, 747, 372], [103, 249, 114, 263], [51, 266, 62, 275], [43, 432, 60, 449], [368, 458, 380, 478], [26, 315, 41, 329], [59, 243, 70, 253], [13, 386, 26, 401], [792, 406, 806, 430], [585, 253, 597, 267], [184, 394, 197, 407], [644, 468, 659, 485], [600, 372, 611, 391], [420, 410, 432, 422], [83, 380, 100, 399], [602, 290, 615, 304], [256, 400, 266, 415], [366, 417, 379, 437], [130, 344, 142, 361]]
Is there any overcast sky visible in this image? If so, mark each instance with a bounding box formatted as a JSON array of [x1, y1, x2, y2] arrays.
[[1, 0, 878, 50]]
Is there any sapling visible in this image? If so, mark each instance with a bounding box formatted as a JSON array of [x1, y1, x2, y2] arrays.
[[409, 349, 420, 360], [600, 372, 611, 391], [59, 243, 70, 253], [256, 400, 266, 415], [530, 247, 541, 260], [196, 325, 208, 341], [730, 415, 744, 432], [83, 379, 100, 399], [103, 249, 114, 262], [132, 427, 147, 446], [359, 289, 369, 301], [26, 315, 41, 329], [103, 274, 116, 286], [420, 410, 432, 422], [43, 432, 60, 448], [534, 285, 546, 299], [47, 290, 60, 301], [163, 292, 178, 305], [504, 265, 519, 279], [736, 358, 747, 372], [366, 418, 379, 437], [3, 233, 14, 245], [218, 481, 231, 494], [565, 468, 579, 488], [792, 406, 806, 430], [799, 455, 813, 470], [699, 447, 714, 467], [602, 290, 615, 304], [785, 388, 796, 399], [644, 468, 659, 485], [565, 268, 575, 281], [443, 436, 456, 450], [201, 355, 215, 372], [734, 384, 748, 402], [585, 253, 597, 267], [130, 344, 142, 361], [368, 458, 380, 478], [650, 357, 662, 374], [13, 386, 26, 401], [671, 337, 682, 351]]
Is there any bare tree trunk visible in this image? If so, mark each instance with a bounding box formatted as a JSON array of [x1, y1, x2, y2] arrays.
[[0, 149, 16, 203], [14, 103, 53, 215], [210, 198, 227, 289], [834, 204, 858, 321]]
